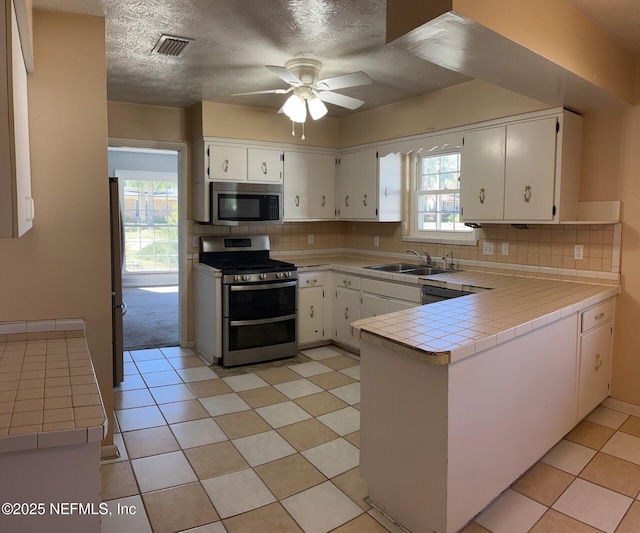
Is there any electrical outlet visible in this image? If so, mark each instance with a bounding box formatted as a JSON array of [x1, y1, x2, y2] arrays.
[[307, 234, 314, 244], [373, 236, 379, 247], [192, 236, 200, 248], [482, 242, 494, 256], [574, 244, 584, 260], [501, 242, 509, 256]]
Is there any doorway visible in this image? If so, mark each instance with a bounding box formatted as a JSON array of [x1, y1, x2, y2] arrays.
[[108, 143, 187, 350]]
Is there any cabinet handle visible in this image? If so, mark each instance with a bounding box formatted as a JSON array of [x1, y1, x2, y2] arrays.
[[295, 195, 300, 207], [310, 305, 315, 318], [306, 278, 317, 285], [595, 354, 602, 371], [595, 313, 605, 320], [262, 162, 268, 175], [342, 280, 351, 287], [26, 196, 35, 222], [345, 195, 349, 207], [344, 307, 349, 320], [223, 159, 229, 173], [523, 185, 531, 202], [363, 194, 367, 206], [479, 188, 485, 204], [321, 195, 326, 207]]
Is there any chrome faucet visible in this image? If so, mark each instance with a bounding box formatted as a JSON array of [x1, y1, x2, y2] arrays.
[[406, 249, 432, 267], [444, 251, 455, 270]]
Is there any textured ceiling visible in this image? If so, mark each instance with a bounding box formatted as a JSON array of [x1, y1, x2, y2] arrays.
[[30, 1, 640, 117], [30, 0, 470, 116]]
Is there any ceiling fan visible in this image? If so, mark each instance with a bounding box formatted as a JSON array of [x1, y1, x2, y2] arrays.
[[232, 58, 372, 135]]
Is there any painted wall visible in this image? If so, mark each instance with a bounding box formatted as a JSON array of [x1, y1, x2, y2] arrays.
[[108, 101, 188, 144], [0, 12, 113, 438]]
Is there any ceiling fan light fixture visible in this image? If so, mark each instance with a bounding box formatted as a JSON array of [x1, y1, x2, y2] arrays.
[[283, 93, 307, 123], [308, 96, 328, 120]]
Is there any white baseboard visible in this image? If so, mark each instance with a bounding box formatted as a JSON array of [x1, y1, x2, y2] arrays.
[[101, 444, 119, 461]]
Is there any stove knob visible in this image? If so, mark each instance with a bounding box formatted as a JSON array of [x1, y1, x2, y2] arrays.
[[276, 272, 283, 279], [242, 274, 250, 281], [234, 275, 240, 282], [284, 271, 291, 278], [259, 273, 267, 280]]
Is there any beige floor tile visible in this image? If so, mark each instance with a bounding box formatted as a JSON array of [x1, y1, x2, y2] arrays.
[[529, 509, 600, 532], [122, 425, 180, 459], [223, 502, 302, 533], [187, 379, 232, 399], [317, 406, 360, 436], [601, 432, 640, 467], [142, 482, 220, 533], [223, 374, 269, 392], [302, 438, 360, 479], [142, 370, 183, 388], [585, 407, 629, 430], [184, 441, 249, 480], [171, 418, 228, 449], [333, 513, 394, 533], [116, 405, 166, 432], [308, 371, 356, 390], [199, 393, 251, 417], [158, 399, 210, 424], [135, 359, 174, 374], [511, 462, 574, 506], [149, 383, 195, 404], [254, 453, 325, 500], [344, 431, 360, 449], [289, 361, 333, 378], [101, 461, 139, 501], [256, 367, 302, 385], [294, 391, 348, 417], [579, 452, 640, 498], [255, 400, 312, 428], [332, 467, 371, 511], [130, 349, 165, 362], [232, 430, 297, 467], [167, 355, 207, 369], [616, 500, 640, 533], [101, 495, 152, 533], [214, 410, 271, 440], [131, 451, 198, 493], [619, 416, 640, 439], [114, 389, 156, 410], [565, 420, 616, 450], [277, 418, 339, 452], [238, 386, 288, 408], [321, 355, 359, 371], [476, 489, 547, 533]]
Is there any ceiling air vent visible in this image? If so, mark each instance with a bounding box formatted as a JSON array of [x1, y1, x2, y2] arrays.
[[152, 34, 193, 57]]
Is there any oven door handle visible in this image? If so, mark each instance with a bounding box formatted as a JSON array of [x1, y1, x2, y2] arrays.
[[229, 281, 297, 291], [229, 314, 297, 327]]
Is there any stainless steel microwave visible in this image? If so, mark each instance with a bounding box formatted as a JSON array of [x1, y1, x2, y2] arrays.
[[209, 181, 283, 225]]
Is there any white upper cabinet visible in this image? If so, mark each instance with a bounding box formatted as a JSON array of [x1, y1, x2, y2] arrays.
[[247, 147, 283, 183], [0, 0, 33, 238], [337, 148, 402, 221], [460, 108, 582, 224], [283, 150, 336, 221], [206, 143, 247, 181]]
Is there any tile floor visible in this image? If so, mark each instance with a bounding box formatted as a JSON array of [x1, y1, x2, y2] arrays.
[[102, 345, 640, 533]]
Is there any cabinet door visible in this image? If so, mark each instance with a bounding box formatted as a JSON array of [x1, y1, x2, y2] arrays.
[[283, 151, 309, 220], [504, 117, 558, 221], [460, 127, 505, 221], [308, 153, 336, 219], [207, 144, 247, 181], [378, 152, 402, 222], [578, 324, 612, 420], [248, 148, 283, 183], [334, 287, 360, 349], [299, 287, 324, 344], [357, 149, 378, 220], [361, 293, 415, 319], [337, 152, 358, 219]]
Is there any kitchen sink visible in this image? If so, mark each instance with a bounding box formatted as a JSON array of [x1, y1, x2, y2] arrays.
[[364, 263, 459, 276]]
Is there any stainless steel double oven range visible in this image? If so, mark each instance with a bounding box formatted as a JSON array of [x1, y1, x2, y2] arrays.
[[199, 235, 298, 367]]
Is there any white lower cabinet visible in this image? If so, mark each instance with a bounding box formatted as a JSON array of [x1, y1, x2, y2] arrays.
[[360, 293, 416, 318], [333, 273, 361, 350], [298, 271, 330, 346], [577, 299, 614, 420]]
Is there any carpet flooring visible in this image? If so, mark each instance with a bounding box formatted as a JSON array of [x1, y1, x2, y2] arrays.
[[122, 286, 179, 350]]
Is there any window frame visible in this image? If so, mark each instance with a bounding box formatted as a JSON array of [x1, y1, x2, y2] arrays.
[[404, 133, 478, 245]]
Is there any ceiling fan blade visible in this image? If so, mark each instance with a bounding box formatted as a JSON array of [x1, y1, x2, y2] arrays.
[[231, 88, 290, 96], [266, 65, 302, 86], [317, 91, 365, 110], [316, 71, 372, 91]]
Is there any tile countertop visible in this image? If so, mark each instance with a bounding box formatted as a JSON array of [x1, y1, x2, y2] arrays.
[[353, 270, 619, 365], [275, 254, 619, 366], [0, 329, 107, 454]]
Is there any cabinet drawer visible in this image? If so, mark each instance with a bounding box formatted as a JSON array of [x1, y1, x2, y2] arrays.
[[299, 272, 324, 288], [361, 278, 421, 304], [581, 300, 613, 333], [334, 273, 360, 290]]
